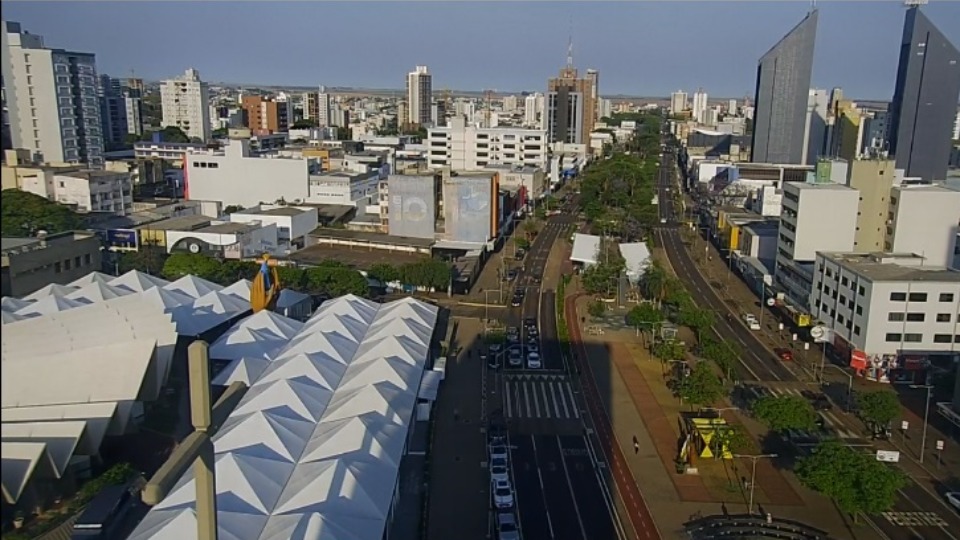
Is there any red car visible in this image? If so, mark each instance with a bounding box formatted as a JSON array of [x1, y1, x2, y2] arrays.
[[774, 348, 794, 362]]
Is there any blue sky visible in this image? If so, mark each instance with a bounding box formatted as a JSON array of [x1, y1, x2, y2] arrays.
[[5, 1, 960, 99]]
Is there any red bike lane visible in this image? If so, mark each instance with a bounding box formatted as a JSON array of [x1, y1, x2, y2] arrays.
[[565, 294, 662, 540]]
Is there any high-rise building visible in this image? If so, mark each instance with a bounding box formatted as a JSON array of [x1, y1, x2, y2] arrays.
[[692, 89, 708, 123], [316, 86, 331, 127], [597, 98, 613, 120], [546, 43, 598, 145], [160, 68, 211, 142], [1, 21, 103, 166], [98, 75, 127, 148], [751, 10, 818, 164], [502, 95, 518, 112], [953, 108, 960, 141], [728, 99, 738, 115], [406, 66, 432, 127], [802, 88, 829, 165], [524, 93, 544, 128], [241, 95, 291, 134], [887, 6, 960, 182], [670, 90, 688, 115]]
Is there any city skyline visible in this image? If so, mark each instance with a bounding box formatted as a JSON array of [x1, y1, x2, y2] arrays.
[[4, 1, 960, 99]]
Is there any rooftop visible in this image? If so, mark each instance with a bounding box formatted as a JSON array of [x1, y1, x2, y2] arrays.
[[199, 222, 258, 235], [820, 252, 960, 283], [306, 227, 435, 249], [136, 215, 212, 232]]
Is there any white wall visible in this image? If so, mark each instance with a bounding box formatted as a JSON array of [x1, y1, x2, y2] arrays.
[[185, 140, 312, 207], [888, 186, 960, 268], [229, 206, 318, 245], [779, 183, 858, 263], [166, 222, 279, 259], [428, 116, 548, 171]]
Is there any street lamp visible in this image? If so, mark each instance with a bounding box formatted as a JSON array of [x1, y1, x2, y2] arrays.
[[733, 453, 778, 515], [821, 364, 854, 410], [909, 383, 934, 464]]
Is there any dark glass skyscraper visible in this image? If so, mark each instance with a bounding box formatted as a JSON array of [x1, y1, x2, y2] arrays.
[[887, 7, 960, 182], [750, 10, 818, 164]]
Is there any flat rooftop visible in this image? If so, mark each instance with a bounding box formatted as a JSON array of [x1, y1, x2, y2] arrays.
[[1, 238, 39, 251], [740, 221, 780, 234], [200, 222, 257, 234], [308, 227, 436, 249], [136, 215, 212, 231], [788, 181, 853, 191], [820, 252, 960, 283], [255, 207, 305, 217]]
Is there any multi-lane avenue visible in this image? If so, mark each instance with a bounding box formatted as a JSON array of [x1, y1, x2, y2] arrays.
[[655, 135, 960, 540]]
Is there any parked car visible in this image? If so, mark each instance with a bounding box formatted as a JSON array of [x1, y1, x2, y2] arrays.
[[527, 343, 539, 354], [497, 512, 521, 540], [508, 348, 523, 367], [802, 390, 833, 411], [742, 313, 761, 330], [491, 479, 515, 509], [490, 457, 509, 483], [774, 348, 794, 362], [506, 269, 518, 281], [944, 492, 960, 513], [70, 484, 136, 540], [489, 444, 508, 462], [511, 296, 522, 307], [524, 318, 537, 327]]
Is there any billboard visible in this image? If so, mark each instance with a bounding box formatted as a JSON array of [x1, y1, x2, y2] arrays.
[[388, 175, 437, 239], [444, 174, 495, 243]]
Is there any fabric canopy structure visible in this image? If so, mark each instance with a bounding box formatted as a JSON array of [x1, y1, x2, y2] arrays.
[[129, 295, 439, 540], [619, 242, 652, 285], [570, 233, 602, 267]]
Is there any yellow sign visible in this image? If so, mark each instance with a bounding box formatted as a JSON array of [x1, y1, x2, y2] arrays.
[[796, 313, 812, 327]]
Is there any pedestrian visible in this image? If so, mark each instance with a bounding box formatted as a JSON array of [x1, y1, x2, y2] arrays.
[[633, 437, 640, 454]]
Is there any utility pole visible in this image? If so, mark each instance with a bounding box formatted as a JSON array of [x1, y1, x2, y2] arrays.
[[909, 383, 934, 463], [734, 453, 778, 515]]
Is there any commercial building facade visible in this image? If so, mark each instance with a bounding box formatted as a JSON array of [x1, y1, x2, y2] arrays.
[[241, 95, 292, 134], [751, 10, 818, 164], [385, 173, 442, 239], [406, 66, 432, 127], [1, 232, 102, 297], [547, 62, 597, 146], [160, 68, 211, 142], [2, 21, 104, 167], [885, 185, 960, 268], [427, 117, 547, 171]]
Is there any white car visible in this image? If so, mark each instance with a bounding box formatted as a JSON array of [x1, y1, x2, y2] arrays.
[[508, 349, 523, 367], [490, 457, 509, 483], [527, 343, 539, 354], [946, 492, 960, 512], [527, 352, 542, 369], [489, 444, 508, 462], [491, 479, 515, 509], [743, 314, 761, 331], [497, 512, 521, 540]]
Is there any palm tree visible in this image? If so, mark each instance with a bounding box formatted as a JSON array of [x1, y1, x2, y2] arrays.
[[642, 262, 668, 307]]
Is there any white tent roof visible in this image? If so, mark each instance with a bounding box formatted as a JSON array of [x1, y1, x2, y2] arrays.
[[110, 270, 170, 292], [165, 275, 223, 299], [222, 279, 253, 301], [66, 281, 136, 303], [23, 283, 78, 301], [211, 357, 273, 387], [129, 295, 440, 540], [210, 327, 287, 362], [619, 242, 652, 281], [15, 294, 90, 317], [0, 421, 87, 477], [194, 290, 250, 315], [1, 402, 119, 449], [276, 289, 310, 310], [570, 233, 602, 265], [68, 271, 116, 288], [1, 441, 51, 504], [1, 296, 34, 313], [1, 311, 27, 324]]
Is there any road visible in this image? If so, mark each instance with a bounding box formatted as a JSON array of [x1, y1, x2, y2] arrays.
[[655, 136, 960, 539], [487, 198, 623, 540]]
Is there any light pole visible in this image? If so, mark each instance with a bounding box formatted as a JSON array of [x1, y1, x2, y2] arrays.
[[756, 275, 767, 329], [822, 364, 854, 410], [909, 383, 934, 464], [734, 453, 778, 515]]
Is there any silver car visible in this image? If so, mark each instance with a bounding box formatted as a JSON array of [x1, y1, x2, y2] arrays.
[[497, 511, 520, 540]]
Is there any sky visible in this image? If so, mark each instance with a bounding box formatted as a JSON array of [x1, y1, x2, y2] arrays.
[[5, 1, 960, 100]]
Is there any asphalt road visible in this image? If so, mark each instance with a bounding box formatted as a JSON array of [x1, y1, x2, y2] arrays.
[[656, 138, 960, 539]]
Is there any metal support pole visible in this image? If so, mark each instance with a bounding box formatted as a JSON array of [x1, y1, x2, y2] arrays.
[[911, 384, 934, 464], [735, 453, 777, 515]]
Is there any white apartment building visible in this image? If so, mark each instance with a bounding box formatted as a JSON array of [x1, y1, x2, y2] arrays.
[[307, 170, 380, 206], [134, 140, 206, 162], [427, 116, 548, 171], [185, 139, 319, 207], [502, 95, 518, 112], [728, 99, 738, 114], [776, 182, 860, 311], [802, 89, 829, 166], [2, 21, 104, 167], [670, 90, 687, 115], [20, 169, 132, 214], [597, 98, 613, 120], [886, 185, 960, 268], [810, 252, 960, 380], [406, 65, 432, 126], [692, 90, 708, 123], [160, 68, 211, 142]]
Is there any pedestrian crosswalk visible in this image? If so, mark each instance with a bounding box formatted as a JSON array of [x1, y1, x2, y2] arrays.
[[745, 385, 868, 445], [504, 374, 581, 420]]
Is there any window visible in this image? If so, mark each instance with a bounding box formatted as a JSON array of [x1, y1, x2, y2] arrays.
[[838, 314, 845, 324], [64, 259, 72, 270], [908, 292, 927, 302], [839, 295, 847, 305], [854, 325, 861, 336], [888, 312, 905, 322], [890, 292, 907, 301], [841, 277, 849, 287], [885, 333, 902, 342], [906, 313, 925, 322], [903, 333, 922, 343], [940, 293, 955, 302], [54, 262, 62, 273], [936, 313, 951, 323], [934, 334, 952, 344], [856, 306, 863, 316], [84, 254, 91, 265]]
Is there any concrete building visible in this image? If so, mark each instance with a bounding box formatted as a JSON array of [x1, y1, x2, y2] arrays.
[[524, 93, 544, 128], [302, 86, 331, 127], [426, 116, 548, 171], [888, 6, 960, 182], [845, 159, 898, 253], [228, 205, 318, 250], [184, 139, 320, 207], [1, 148, 81, 190], [546, 51, 597, 146], [98, 75, 128, 148], [18, 168, 132, 215], [1, 232, 102, 297], [776, 181, 859, 312], [406, 66, 432, 127], [692, 89, 708, 124], [737, 221, 779, 266], [241, 95, 292, 134], [384, 173, 443, 239], [307, 170, 379, 207], [810, 251, 960, 383], [670, 90, 688, 115], [164, 220, 278, 259], [160, 68, 211, 142], [1, 21, 103, 167], [885, 185, 960, 268], [751, 10, 819, 165], [803, 88, 829, 165], [486, 164, 547, 203]]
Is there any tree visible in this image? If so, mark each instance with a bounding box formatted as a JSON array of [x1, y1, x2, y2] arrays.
[[796, 441, 907, 521], [641, 262, 669, 305], [587, 300, 606, 318], [626, 303, 663, 336], [398, 259, 452, 291], [752, 394, 817, 433], [1, 190, 84, 236], [514, 237, 531, 251], [117, 240, 168, 276], [303, 265, 368, 297], [678, 305, 715, 340], [367, 263, 399, 284], [675, 362, 724, 409], [652, 339, 685, 364], [335, 126, 351, 141], [856, 390, 901, 433], [292, 119, 318, 129], [156, 126, 190, 143], [162, 253, 223, 281], [223, 205, 245, 214], [701, 338, 740, 380]]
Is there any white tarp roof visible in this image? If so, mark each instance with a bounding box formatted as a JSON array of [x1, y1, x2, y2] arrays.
[[222, 279, 253, 301], [164, 275, 223, 299], [2, 402, 119, 447], [110, 270, 170, 292], [23, 283, 78, 301], [1, 421, 88, 475], [129, 295, 439, 540], [68, 271, 116, 288], [1, 441, 51, 504], [619, 242, 652, 282], [1, 296, 33, 313], [570, 233, 602, 266], [418, 370, 442, 401], [66, 281, 136, 303], [14, 294, 90, 317]]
